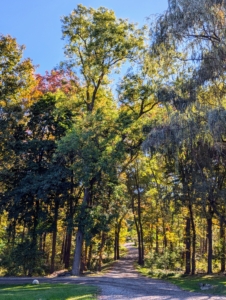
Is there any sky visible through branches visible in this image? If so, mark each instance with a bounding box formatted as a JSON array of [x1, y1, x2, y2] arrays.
[[0, 0, 168, 74]]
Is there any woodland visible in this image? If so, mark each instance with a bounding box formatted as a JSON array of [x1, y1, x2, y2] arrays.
[[1, 0, 226, 277]]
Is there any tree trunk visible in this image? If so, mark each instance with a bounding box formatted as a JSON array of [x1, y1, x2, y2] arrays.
[[43, 232, 46, 253], [64, 232, 72, 269], [87, 243, 93, 270], [220, 218, 225, 273], [72, 229, 83, 275], [188, 203, 196, 275], [28, 200, 39, 276], [132, 199, 143, 265], [72, 188, 89, 275], [98, 232, 105, 271], [65, 171, 75, 268], [114, 217, 124, 260], [50, 200, 59, 274], [117, 231, 120, 260], [156, 218, 159, 254], [207, 207, 213, 274], [134, 170, 144, 266], [163, 219, 168, 249], [80, 241, 85, 273], [114, 224, 119, 260], [184, 217, 191, 275], [39, 234, 43, 252], [61, 234, 65, 264], [84, 242, 88, 271], [12, 219, 16, 246]]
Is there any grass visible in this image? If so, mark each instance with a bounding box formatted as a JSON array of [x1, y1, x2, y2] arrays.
[[168, 274, 226, 295], [137, 266, 226, 295], [0, 283, 98, 300]]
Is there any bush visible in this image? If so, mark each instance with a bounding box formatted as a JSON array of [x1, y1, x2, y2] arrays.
[[145, 248, 183, 271], [0, 240, 45, 276]]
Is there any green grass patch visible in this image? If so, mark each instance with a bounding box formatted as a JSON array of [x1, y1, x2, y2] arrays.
[[137, 266, 226, 295], [167, 275, 226, 295], [136, 265, 179, 279], [0, 283, 98, 300]]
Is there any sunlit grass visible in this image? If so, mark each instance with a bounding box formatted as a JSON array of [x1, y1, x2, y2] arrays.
[[168, 275, 226, 295], [137, 266, 226, 295], [0, 283, 98, 300]]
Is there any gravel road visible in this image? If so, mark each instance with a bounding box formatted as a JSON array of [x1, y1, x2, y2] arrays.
[[0, 243, 226, 299]]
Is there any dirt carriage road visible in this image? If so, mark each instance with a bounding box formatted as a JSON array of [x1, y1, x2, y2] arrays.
[[0, 243, 226, 299]]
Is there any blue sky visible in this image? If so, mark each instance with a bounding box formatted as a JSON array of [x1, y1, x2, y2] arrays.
[[1, 1, 168, 74]]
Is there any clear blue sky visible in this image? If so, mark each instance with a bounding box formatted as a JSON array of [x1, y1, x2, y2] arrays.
[[1, 0, 168, 74]]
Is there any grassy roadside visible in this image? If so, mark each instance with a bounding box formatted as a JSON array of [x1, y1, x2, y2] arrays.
[[0, 283, 98, 300], [168, 275, 226, 295], [137, 266, 226, 295]]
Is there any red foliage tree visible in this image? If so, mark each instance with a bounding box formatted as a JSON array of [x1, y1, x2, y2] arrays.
[[34, 69, 78, 96]]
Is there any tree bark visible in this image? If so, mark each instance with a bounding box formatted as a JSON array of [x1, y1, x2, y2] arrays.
[[184, 217, 191, 275], [61, 234, 65, 264], [114, 216, 124, 260], [156, 217, 159, 254], [65, 171, 75, 268], [98, 232, 106, 271], [134, 169, 144, 266], [132, 197, 143, 265], [64, 232, 72, 269], [28, 200, 39, 276], [188, 203, 196, 275], [163, 219, 168, 249], [207, 206, 213, 274], [220, 218, 225, 273], [72, 188, 89, 275], [87, 243, 93, 270], [50, 200, 59, 273], [43, 232, 46, 253], [114, 224, 119, 260]]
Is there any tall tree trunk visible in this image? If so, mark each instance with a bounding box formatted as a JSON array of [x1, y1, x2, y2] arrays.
[[207, 206, 213, 274], [188, 203, 196, 275], [134, 170, 144, 266], [80, 241, 85, 273], [29, 200, 39, 276], [163, 219, 168, 249], [87, 242, 93, 270], [39, 235, 42, 252], [220, 218, 225, 273], [43, 232, 46, 253], [65, 171, 75, 268], [64, 232, 72, 269], [72, 188, 89, 275], [50, 200, 59, 273], [184, 217, 191, 275], [114, 217, 124, 260], [22, 222, 25, 244], [132, 195, 143, 265], [114, 224, 119, 260], [98, 232, 106, 271], [61, 234, 65, 264], [84, 242, 88, 271], [12, 219, 16, 246], [156, 218, 159, 254], [116, 229, 120, 260]]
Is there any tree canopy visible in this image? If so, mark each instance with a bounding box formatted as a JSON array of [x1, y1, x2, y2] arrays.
[[1, 2, 226, 278]]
